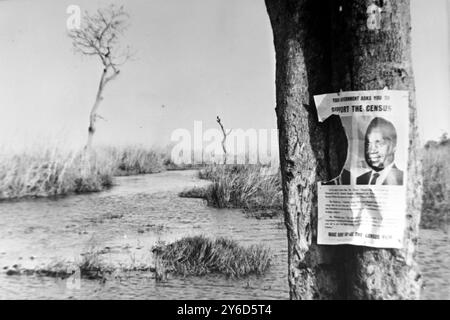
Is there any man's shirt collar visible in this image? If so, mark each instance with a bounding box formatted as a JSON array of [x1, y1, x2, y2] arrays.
[[369, 162, 394, 185]]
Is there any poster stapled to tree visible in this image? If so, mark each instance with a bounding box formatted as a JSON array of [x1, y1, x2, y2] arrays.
[[315, 90, 409, 248]]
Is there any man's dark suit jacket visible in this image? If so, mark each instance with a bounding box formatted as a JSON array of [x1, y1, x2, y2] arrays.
[[356, 165, 403, 185]]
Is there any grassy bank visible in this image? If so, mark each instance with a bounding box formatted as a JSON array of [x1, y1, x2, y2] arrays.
[[0, 145, 167, 200], [0, 149, 113, 200], [153, 236, 271, 278]]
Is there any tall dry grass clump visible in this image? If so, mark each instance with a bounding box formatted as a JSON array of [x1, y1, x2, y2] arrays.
[[153, 235, 271, 278], [421, 137, 449, 229], [198, 165, 282, 212], [0, 147, 114, 200], [0, 145, 168, 200]]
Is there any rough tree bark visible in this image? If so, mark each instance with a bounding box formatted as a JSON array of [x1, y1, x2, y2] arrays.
[[265, 0, 422, 299]]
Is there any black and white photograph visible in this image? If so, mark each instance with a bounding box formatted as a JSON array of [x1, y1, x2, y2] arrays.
[[0, 0, 449, 303], [357, 116, 404, 186]]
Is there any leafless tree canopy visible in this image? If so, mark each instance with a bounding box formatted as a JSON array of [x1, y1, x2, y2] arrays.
[[68, 4, 131, 78]]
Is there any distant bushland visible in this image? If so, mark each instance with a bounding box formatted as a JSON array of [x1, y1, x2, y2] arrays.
[[102, 145, 165, 176], [421, 135, 449, 229]]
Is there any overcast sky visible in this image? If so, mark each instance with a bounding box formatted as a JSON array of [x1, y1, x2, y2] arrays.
[[0, 0, 449, 151]]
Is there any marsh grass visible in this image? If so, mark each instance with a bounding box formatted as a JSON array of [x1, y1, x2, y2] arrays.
[[0, 148, 114, 200], [153, 236, 271, 278], [197, 165, 282, 213], [103, 146, 165, 176], [0, 145, 168, 200], [77, 250, 114, 279], [421, 139, 449, 229]]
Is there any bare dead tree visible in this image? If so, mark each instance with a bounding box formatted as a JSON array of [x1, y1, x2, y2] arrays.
[[216, 116, 232, 164], [68, 5, 132, 153]]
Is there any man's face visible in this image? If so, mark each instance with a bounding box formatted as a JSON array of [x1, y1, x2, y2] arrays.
[[365, 128, 396, 171]]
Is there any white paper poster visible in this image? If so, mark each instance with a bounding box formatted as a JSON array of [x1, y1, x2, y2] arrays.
[[314, 90, 409, 249]]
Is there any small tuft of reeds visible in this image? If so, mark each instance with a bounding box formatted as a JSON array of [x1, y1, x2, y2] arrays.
[[152, 235, 271, 278], [77, 250, 114, 280]]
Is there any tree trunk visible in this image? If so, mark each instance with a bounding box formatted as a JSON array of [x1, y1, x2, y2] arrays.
[[85, 68, 107, 153], [265, 0, 422, 299]]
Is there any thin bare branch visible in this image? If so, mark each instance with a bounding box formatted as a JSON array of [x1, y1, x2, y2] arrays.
[[103, 70, 120, 85]]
